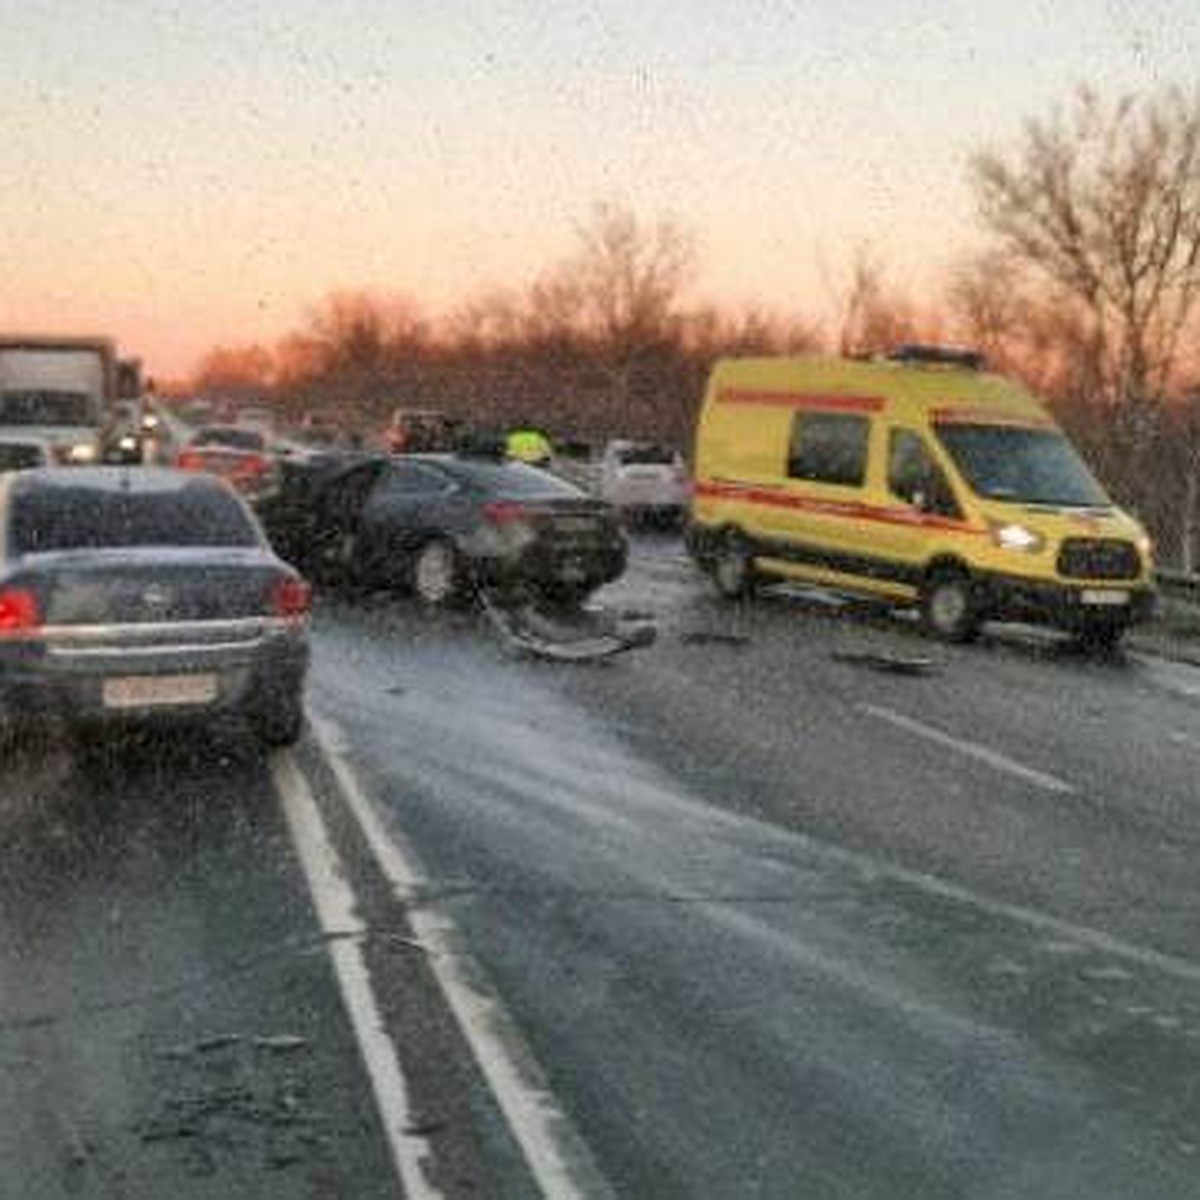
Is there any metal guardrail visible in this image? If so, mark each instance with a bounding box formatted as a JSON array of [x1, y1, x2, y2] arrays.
[[1157, 569, 1200, 604]]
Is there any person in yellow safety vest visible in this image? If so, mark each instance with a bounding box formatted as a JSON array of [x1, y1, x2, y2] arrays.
[[506, 424, 553, 466]]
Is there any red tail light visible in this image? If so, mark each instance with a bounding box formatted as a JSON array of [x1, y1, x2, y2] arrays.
[[235, 454, 270, 477], [176, 449, 203, 470], [482, 500, 530, 526], [0, 587, 41, 633], [271, 576, 312, 619]]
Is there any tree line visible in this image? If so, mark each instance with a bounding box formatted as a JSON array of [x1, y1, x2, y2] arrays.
[[188, 87, 1200, 570]]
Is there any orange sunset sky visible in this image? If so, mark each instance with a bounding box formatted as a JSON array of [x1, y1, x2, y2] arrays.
[[2, 1, 1197, 378]]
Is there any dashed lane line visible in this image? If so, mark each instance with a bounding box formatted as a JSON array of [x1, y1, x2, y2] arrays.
[[272, 751, 444, 1200], [309, 715, 615, 1200], [859, 702, 1076, 795]]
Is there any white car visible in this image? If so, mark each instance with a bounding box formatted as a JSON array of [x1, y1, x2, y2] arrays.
[[0, 436, 53, 473], [599, 440, 690, 525]]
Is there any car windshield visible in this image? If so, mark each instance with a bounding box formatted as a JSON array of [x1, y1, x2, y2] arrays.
[[934, 422, 1110, 506], [0, 443, 45, 471], [616, 445, 677, 466], [0, 390, 96, 426], [10, 482, 260, 552], [191, 427, 265, 452]]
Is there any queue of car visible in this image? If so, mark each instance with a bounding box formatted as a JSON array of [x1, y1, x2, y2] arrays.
[[175, 423, 278, 497]]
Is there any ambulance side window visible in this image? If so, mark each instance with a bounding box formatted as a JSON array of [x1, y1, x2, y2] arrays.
[[888, 429, 961, 518], [787, 412, 869, 486]]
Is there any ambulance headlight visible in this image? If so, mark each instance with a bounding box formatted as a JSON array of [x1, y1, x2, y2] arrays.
[[989, 521, 1044, 553]]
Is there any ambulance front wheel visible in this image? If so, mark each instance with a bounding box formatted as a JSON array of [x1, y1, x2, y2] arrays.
[[712, 532, 759, 600], [920, 568, 981, 643]]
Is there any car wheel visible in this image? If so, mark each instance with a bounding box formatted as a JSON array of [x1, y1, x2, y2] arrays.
[[920, 568, 980, 643], [412, 538, 466, 607], [712, 531, 757, 599], [1074, 618, 1128, 654], [250, 689, 305, 748], [540, 582, 598, 611]]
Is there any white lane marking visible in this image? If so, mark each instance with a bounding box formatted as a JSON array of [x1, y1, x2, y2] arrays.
[[271, 752, 443, 1200], [859, 702, 1076, 795], [796, 817, 1200, 987], [1130, 653, 1200, 700], [310, 715, 615, 1200]]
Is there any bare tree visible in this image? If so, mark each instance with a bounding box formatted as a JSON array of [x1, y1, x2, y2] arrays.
[[1177, 388, 1200, 572], [834, 247, 937, 355], [538, 202, 697, 428], [970, 86, 1200, 408], [563, 202, 695, 347], [191, 343, 276, 402]]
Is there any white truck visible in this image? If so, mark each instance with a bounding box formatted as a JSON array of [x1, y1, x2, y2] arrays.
[[0, 335, 126, 465]]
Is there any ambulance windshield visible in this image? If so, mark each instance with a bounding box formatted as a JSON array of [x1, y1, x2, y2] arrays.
[[935, 423, 1110, 507]]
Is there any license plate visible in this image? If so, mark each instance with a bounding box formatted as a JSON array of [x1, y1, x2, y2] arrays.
[[103, 674, 219, 709], [1080, 589, 1130, 606], [555, 517, 599, 534]]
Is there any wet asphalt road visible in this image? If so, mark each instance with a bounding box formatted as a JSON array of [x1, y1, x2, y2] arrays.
[[5, 533, 1200, 1197]]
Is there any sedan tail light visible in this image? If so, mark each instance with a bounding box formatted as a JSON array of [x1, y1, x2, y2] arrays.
[[270, 576, 312, 619], [482, 500, 530, 526], [235, 454, 270, 477], [176, 449, 203, 470], [0, 587, 41, 633]]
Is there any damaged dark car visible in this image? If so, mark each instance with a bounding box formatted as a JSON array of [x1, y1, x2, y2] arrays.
[[259, 450, 629, 607]]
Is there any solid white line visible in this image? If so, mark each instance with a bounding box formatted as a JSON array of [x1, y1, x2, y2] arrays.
[[779, 812, 1200, 987], [309, 715, 615, 1200], [271, 752, 443, 1200], [859, 702, 1076, 795]]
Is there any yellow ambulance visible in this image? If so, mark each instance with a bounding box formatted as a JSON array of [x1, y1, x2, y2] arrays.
[[687, 346, 1155, 646]]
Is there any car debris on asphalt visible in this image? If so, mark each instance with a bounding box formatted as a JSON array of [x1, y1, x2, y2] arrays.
[[830, 650, 940, 676], [480, 589, 657, 662]]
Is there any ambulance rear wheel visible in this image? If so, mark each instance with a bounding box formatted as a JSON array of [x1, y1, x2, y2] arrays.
[[920, 569, 980, 643], [713, 533, 758, 600]]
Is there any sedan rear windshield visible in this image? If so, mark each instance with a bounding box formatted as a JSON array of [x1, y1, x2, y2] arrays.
[[448, 459, 582, 499], [934, 423, 1109, 507], [0, 444, 46, 471], [10, 483, 260, 553], [191, 427, 266, 452], [616, 445, 678, 466]]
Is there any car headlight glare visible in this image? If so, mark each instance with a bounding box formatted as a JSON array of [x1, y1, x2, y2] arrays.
[[68, 442, 97, 463], [989, 521, 1044, 553]]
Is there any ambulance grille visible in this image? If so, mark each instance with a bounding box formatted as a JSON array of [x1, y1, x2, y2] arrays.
[[1057, 538, 1140, 580]]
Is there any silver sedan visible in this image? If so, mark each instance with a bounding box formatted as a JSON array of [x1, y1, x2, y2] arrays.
[[0, 467, 310, 748]]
